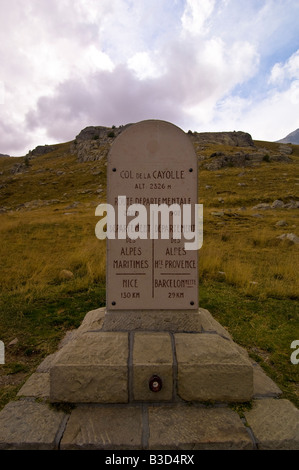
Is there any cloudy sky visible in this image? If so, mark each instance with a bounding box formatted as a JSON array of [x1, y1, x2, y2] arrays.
[[1, 0, 299, 156]]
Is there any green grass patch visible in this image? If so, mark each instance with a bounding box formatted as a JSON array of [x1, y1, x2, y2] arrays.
[[200, 282, 299, 407], [0, 285, 106, 410]]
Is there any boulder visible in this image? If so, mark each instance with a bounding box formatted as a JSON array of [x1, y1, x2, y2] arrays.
[[59, 270, 74, 280], [271, 200, 285, 209], [278, 144, 293, 155], [285, 200, 299, 209], [276, 233, 299, 244], [276, 220, 288, 227], [252, 203, 272, 210]]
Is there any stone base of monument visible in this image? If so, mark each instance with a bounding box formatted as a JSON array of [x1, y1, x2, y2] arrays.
[[1, 307, 299, 450], [101, 309, 203, 332], [49, 307, 253, 404]]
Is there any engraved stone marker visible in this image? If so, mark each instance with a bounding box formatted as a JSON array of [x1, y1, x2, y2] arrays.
[[103, 120, 200, 331], [49, 121, 254, 406]]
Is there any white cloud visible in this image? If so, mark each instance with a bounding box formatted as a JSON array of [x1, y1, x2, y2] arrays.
[[127, 52, 163, 80], [1, 0, 299, 154], [24, 28, 259, 145], [0, 82, 4, 105], [181, 0, 216, 35], [197, 73, 299, 141], [269, 49, 299, 86], [180, 37, 259, 128], [243, 82, 299, 140]]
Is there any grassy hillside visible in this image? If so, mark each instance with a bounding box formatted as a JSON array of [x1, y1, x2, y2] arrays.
[[0, 137, 298, 409]]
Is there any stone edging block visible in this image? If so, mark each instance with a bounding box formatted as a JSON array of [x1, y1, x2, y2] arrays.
[[50, 332, 129, 403], [175, 333, 253, 402], [0, 401, 67, 450], [245, 398, 299, 450]]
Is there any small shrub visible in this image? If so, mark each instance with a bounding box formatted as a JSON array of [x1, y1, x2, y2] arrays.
[[210, 151, 224, 158], [7, 363, 28, 374], [24, 155, 30, 167], [221, 233, 229, 242]]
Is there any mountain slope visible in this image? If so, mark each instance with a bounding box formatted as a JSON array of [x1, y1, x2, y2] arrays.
[[277, 128, 299, 144]]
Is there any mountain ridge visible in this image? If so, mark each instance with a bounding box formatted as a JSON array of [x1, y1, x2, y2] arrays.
[[277, 128, 299, 145], [0, 126, 256, 159]]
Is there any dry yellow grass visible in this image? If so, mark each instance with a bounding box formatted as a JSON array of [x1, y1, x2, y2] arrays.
[[0, 211, 106, 299], [0, 146, 298, 300]]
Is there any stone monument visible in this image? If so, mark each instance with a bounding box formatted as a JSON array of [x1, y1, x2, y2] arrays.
[[50, 120, 254, 404], [3, 120, 297, 451], [103, 119, 201, 331]]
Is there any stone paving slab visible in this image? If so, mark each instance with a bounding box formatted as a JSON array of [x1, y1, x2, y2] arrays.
[[0, 401, 68, 450], [60, 403, 254, 450], [148, 404, 254, 450], [1, 398, 298, 450], [60, 405, 143, 450], [245, 399, 299, 450]]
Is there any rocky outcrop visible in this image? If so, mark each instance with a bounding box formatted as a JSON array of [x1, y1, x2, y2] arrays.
[[202, 150, 292, 170], [71, 124, 132, 162], [189, 131, 254, 147], [188, 131, 296, 169], [278, 144, 293, 155], [27, 145, 57, 157], [71, 127, 253, 163], [276, 233, 299, 244], [22, 124, 293, 168], [10, 162, 29, 175], [252, 200, 299, 211]]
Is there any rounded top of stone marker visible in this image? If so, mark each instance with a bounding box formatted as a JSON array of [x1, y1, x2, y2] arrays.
[[109, 119, 196, 164]]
